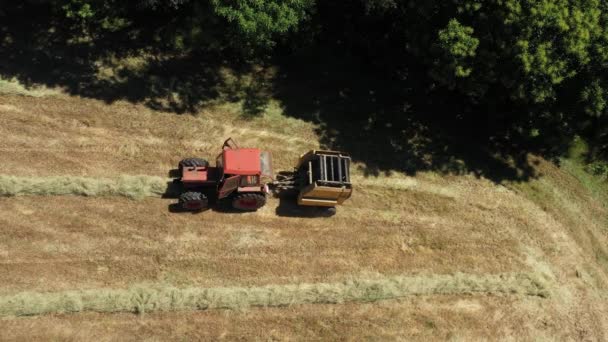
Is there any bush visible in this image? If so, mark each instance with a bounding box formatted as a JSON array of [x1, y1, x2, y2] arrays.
[[586, 162, 608, 181]]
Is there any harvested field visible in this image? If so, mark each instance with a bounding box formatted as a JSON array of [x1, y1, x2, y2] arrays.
[[0, 195, 524, 293], [0, 297, 570, 341], [1, 94, 608, 339]]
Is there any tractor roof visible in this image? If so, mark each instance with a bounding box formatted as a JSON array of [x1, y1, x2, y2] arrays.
[[223, 148, 261, 175]]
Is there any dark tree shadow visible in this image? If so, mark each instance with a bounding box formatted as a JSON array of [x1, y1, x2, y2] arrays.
[[0, 5, 544, 184], [271, 47, 539, 183], [0, 5, 253, 114]]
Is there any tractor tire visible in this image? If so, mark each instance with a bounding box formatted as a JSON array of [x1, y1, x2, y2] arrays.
[[179, 191, 208, 211], [232, 193, 266, 211], [179, 158, 209, 169]]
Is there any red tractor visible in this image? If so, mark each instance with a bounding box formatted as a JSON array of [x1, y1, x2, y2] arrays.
[[174, 138, 272, 211]]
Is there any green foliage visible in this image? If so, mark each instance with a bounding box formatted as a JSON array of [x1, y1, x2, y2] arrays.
[[586, 161, 608, 181], [140, 0, 191, 10], [581, 81, 607, 118], [424, 0, 607, 107], [362, 0, 397, 12], [3, 0, 608, 165], [210, 0, 314, 48], [405, 0, 608, 160], [62, 0, 95, 21], [437, 19, 479, 78], [61, 0, 130, 33], [561, 137, 608, 206], [100, 16, 130, 32], [506, 0, 603, 103]]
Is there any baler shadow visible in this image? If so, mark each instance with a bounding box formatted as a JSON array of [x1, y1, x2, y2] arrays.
[[274, 194, 336, 218], [163, 181, 253, 214], [210, 201, 253, 214]]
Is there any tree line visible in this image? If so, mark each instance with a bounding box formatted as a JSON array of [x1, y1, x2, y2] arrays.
[[3, 0, 608, 170]]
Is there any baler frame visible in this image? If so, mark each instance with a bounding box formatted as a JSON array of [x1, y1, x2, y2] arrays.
[[273, 150, 353, 209]]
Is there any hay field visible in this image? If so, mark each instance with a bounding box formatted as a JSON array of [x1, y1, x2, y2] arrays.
[[1, 94, 608, 340], [0, 175, 167, 199]]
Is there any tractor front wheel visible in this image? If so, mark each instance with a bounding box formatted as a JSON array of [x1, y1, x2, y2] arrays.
[[232, 193, 266, 211], [179, 191, 208, 211]]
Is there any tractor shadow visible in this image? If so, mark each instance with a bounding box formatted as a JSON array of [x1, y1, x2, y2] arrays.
[[164, 181, 336, 217], [210, 200, 253, 214], [163, 179, 253, 214], [168, 201, 260, 214], [167, 200, 244, 214], [163, 180, 211, 214], [167, 203, 211, 214], [162, 179, 183, 199]]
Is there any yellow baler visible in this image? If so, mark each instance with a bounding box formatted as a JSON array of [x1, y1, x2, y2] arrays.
[[293, 150, 353, 208]]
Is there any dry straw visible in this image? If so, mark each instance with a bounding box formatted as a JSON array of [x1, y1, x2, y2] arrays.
[[0, 175, 168, 200], [0, 273, 548, 317]]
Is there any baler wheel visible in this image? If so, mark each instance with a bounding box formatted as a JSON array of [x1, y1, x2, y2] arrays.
[[232, 193, 266, 211], [179, 158, 209, 169], [179, 191, 208, 211], [318, 206, 337, 217]]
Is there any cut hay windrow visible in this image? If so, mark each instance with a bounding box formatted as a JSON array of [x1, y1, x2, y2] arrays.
[[0, 273, 549, 317], [0, 175, 169, 200]]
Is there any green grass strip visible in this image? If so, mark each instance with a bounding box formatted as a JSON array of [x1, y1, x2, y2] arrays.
[[0, 273, 549, 317], [0, 175, 168, 200]]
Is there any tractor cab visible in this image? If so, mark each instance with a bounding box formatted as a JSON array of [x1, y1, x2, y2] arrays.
[[215, 139, 272, 210], [215, 138, 272, 196]]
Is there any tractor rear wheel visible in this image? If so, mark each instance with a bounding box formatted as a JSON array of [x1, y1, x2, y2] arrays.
[[179, 191, 208, 211], [232, 193, 266, 211], [179, 158, 209, 169]]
